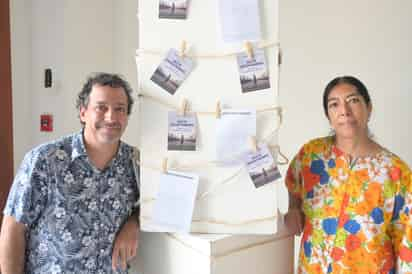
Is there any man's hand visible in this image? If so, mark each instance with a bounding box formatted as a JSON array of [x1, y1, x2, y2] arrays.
[[111, 214, 139, 271], [284, 208, 304, 236]]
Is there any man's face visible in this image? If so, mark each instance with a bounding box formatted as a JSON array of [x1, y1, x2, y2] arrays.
[[80, 84, 129, 147]]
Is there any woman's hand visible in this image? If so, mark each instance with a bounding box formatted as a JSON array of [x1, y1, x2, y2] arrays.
[[284, 208, 304, 236]]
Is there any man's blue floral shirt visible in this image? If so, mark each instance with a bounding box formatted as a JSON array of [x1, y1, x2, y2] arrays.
[[4, 132, 139, 274]]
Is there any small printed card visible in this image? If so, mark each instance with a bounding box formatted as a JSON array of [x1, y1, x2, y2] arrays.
[[218, 0, 262, 43], [151, 48, 193, 95], [216, 109, 256, 165], [244, 144, 281, 188], [159, 0, 188, 20], [237, 48, 270, 93], [168, 111, 197, 151], [151, 171, 199, 233]]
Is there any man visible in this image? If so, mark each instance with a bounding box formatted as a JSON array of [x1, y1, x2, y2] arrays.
[[0, 73, 140, 273]]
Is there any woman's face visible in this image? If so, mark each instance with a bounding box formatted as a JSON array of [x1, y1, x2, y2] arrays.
[[327, 83, 371, 139]]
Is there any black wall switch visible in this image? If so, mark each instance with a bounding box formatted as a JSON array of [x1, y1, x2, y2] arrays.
[[45, 68, 52, 88]]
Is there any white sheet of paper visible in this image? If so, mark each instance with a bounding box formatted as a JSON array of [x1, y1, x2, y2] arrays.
[[151, 171, 199, 232], [218, 0, 262, 43], [216, 109, 256, 164]]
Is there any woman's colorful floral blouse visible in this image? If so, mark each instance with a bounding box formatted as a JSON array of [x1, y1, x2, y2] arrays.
[[286, 137, 412, 274]]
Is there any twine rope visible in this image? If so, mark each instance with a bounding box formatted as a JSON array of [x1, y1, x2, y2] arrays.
[[136, 41, 280, 59], [138, 93, 282, 117], [136, 144, 289, 202]]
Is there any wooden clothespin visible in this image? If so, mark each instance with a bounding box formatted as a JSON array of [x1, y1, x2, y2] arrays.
[[249, 136, 258, 153], [244, 41, 254, 59], [179, 99, 188, 116], [162, 158, 168, 173], [180, 40, 187, 58], [215, 101, 221, 119]]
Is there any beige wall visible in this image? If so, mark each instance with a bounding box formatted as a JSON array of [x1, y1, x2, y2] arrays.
[[112, 0, 140, 146], [279, 1, 412, 166], [279, 1, 412, 269], [10, 0, 117, 169]]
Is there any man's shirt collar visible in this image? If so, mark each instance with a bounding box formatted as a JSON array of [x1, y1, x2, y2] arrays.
[[70, 130, 127, 165]]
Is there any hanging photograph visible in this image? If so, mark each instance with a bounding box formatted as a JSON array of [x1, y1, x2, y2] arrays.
[[244, 144, 281, 188], [168, 111, 197, 151], [159, 0, 188, 20], [150, 48, 193, 95], [237, 48, 270, 93]]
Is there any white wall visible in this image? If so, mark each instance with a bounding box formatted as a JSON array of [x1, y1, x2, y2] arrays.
[[59, 0, 115, 139], [10, 0, 32, 170], [10, 0, 116, 169], [10, 0, 143, 169], [112, 0, 140, 146], [30, 0, 65, 144], [9, 0, 412, 272]]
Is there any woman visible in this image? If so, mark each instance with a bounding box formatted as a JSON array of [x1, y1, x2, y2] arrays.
[[285, 76, 412, 273]]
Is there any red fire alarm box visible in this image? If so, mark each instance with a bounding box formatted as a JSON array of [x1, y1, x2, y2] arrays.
[[40, 114, 53, 132]]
